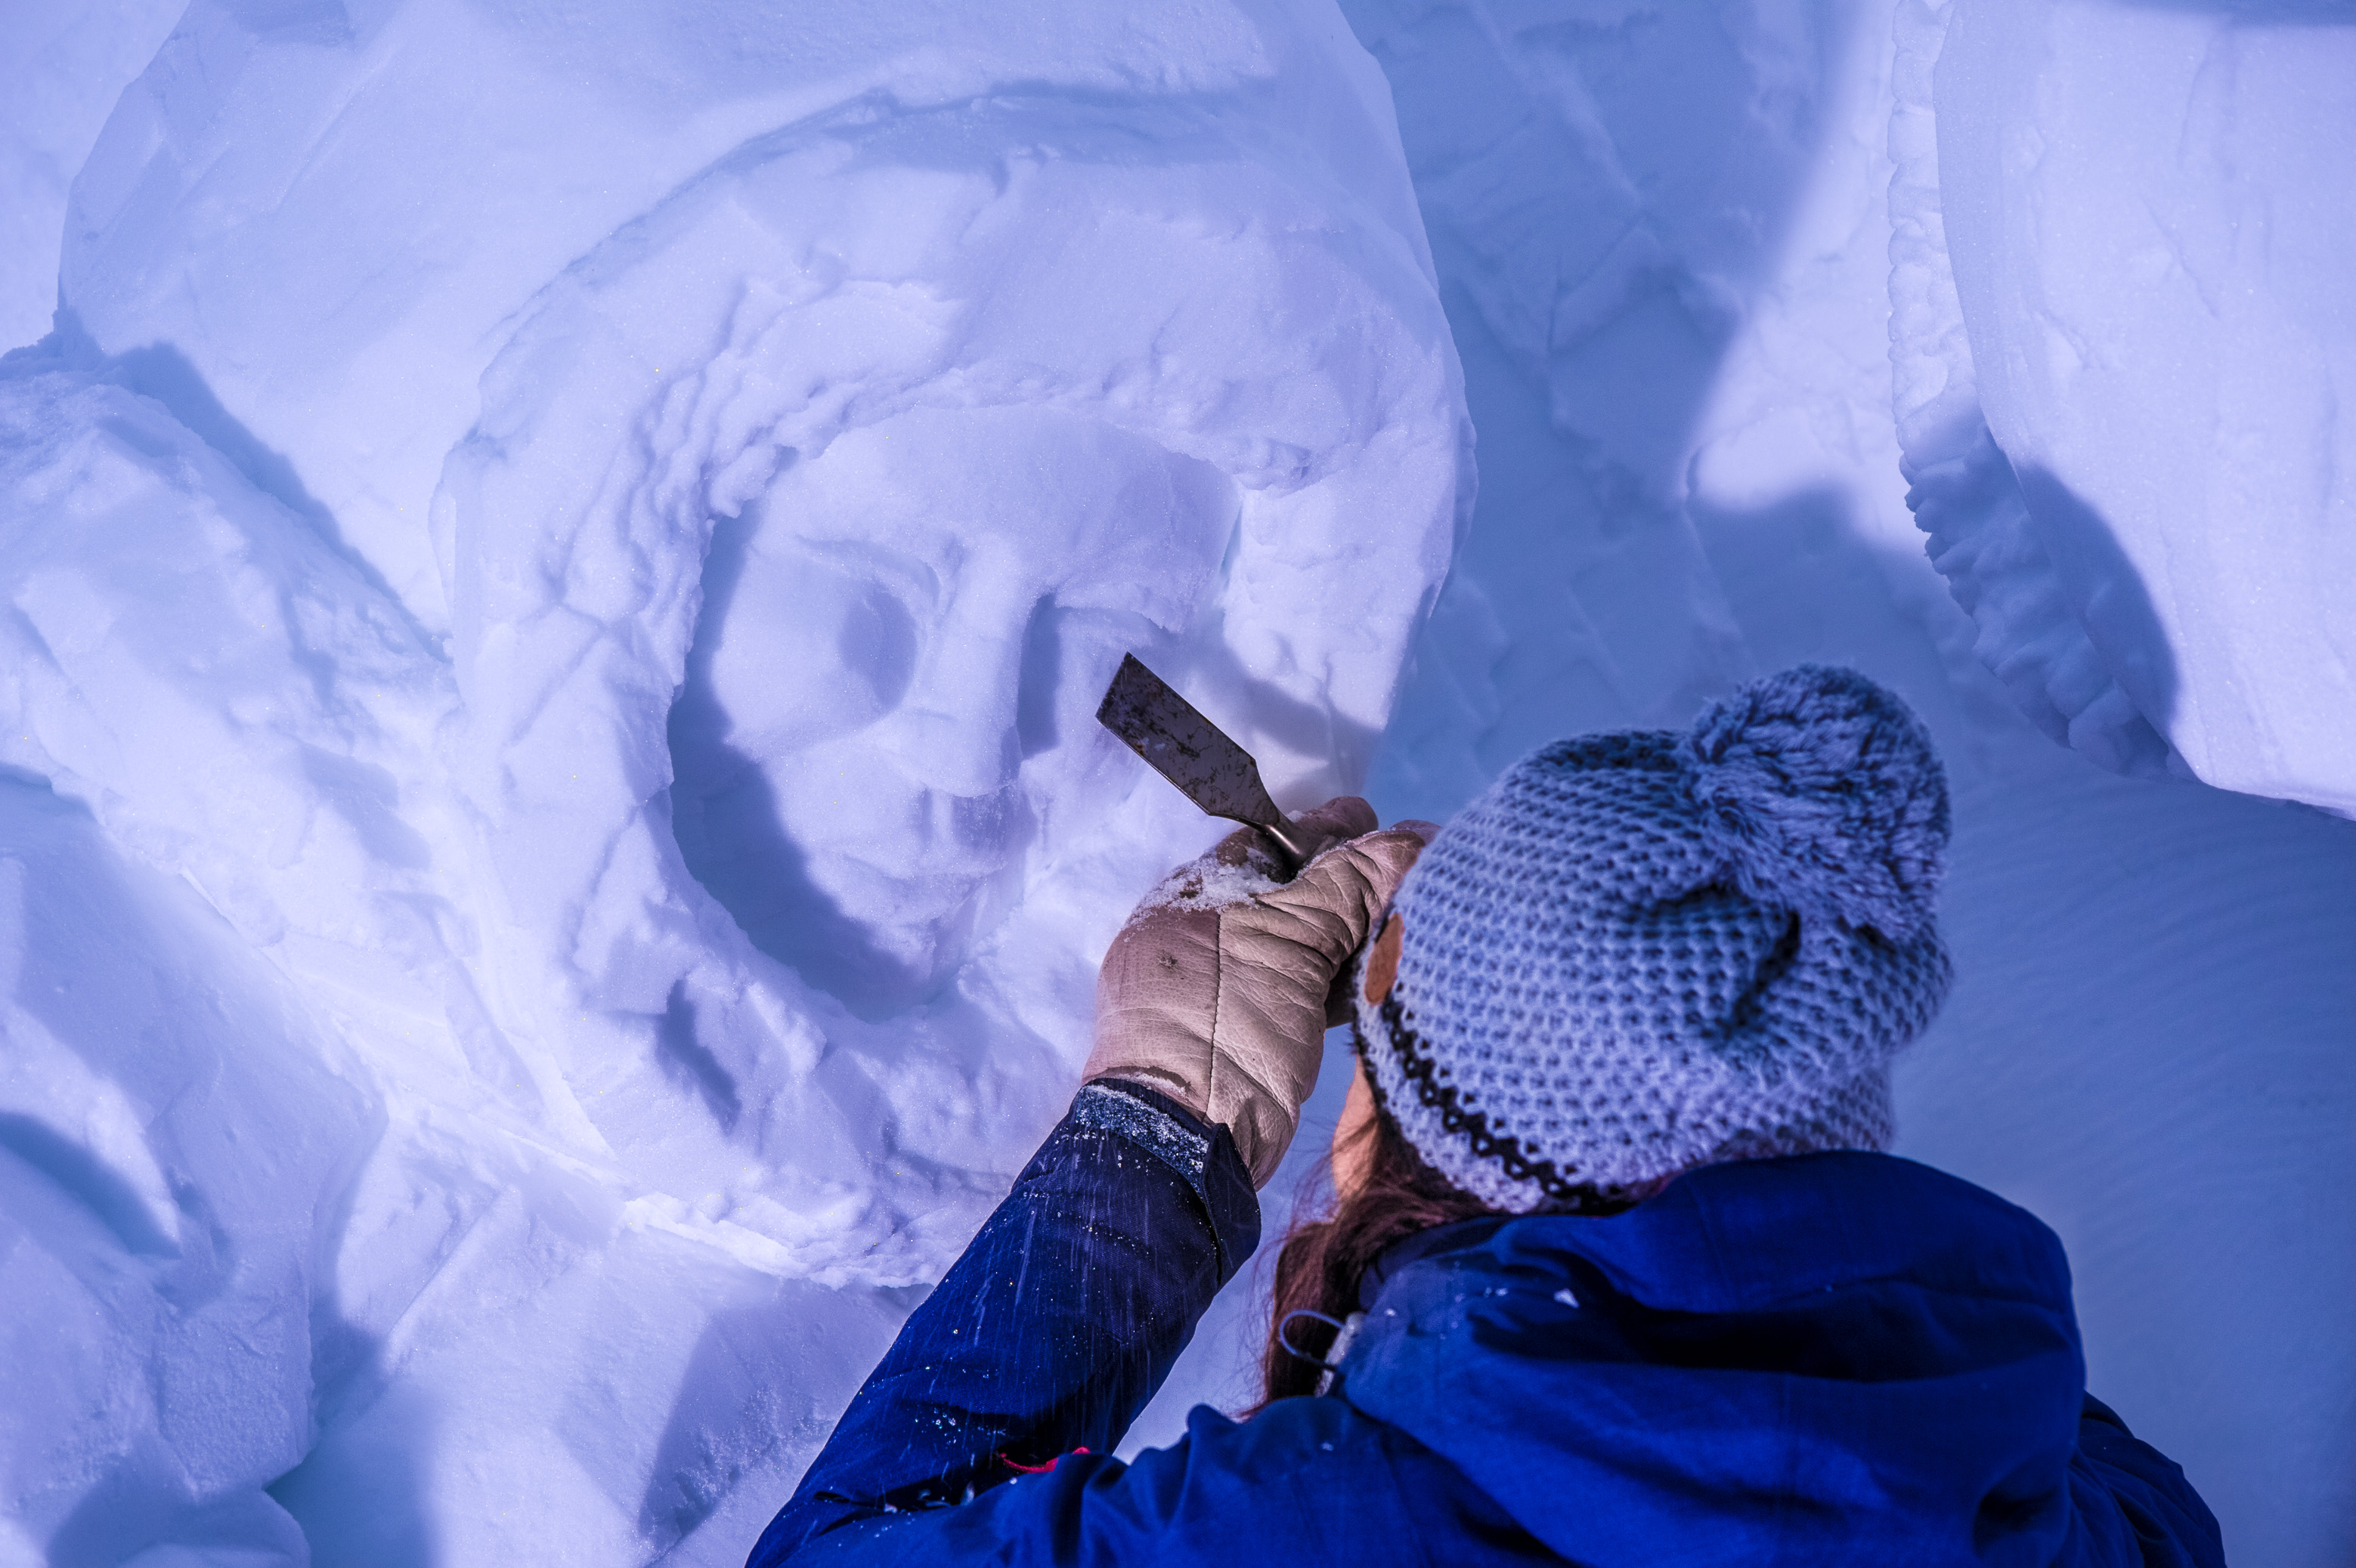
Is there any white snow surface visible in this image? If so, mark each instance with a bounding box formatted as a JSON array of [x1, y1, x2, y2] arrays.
[[1893, 0, 2356, 812], [1, 2, 1465, 1563], [5, 3, 2354, 1568], [0, 0, 184, 352]]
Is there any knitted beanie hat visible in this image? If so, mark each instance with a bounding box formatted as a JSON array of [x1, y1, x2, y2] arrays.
[[1353, 664, 1954, 1212]]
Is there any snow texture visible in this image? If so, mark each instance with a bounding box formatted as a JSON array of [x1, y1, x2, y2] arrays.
[[3, 2, 2353, 1567], [1, 2, 1464, 1563], [0, 0, 184, 352], [1893, 0, 2356, 813]]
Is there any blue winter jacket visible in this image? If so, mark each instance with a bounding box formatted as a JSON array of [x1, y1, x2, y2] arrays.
[[748, 1080, 2224, 1566]]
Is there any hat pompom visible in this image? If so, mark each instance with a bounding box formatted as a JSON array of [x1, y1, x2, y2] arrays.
[[1680, 665, 1949, 938]]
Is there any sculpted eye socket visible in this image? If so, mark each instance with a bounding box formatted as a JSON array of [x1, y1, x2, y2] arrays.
[[834, 580, 918, 719], [681, 514, 930, 762]]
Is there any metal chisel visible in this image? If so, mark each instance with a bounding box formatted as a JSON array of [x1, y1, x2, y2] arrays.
[[1094, 653, 1316, 876]]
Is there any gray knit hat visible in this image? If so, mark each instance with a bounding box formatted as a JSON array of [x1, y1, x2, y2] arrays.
[[1352, 664, 1954, 1211]]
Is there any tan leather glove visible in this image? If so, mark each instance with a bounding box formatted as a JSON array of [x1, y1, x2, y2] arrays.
[[1084, 797, 1432, 1187]]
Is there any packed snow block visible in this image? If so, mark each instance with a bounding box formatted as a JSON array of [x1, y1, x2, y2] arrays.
[[0, 360, 485, 1104], [0, 777, 366, 1566], [1892, 0, 2356, 814], [0, 0, 184, 352], [0, 354, 462, 1563], [15, 2, 1466, 1563]]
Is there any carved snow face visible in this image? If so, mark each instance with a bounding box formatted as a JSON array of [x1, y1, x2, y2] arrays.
[[669, 405, 1234, 1010]]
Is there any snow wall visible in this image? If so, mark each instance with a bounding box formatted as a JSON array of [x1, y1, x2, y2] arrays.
[[5, 2, 2355, 1567], [0, 2, 1466, 1562], [1892, 0, 2356, 814], [0, 1, 185, 353]]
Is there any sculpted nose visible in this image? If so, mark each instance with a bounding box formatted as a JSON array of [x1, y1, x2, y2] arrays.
[[893, 707, 1020, 799], [889, 577, 1029, 799]]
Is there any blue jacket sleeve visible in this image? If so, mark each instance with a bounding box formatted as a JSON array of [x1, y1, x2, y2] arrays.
[[747, 1079, 1262, 1567], [2063, 1395, 2227, 1567]]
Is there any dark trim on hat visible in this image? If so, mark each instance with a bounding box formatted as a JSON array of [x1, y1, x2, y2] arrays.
[[1359, 992, 1599, 1206]]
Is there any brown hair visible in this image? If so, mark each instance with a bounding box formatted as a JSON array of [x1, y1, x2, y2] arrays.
[[1257, 1054, 1644, 1405]]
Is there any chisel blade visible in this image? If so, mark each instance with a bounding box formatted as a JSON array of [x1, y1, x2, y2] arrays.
[[1095, 654, 1314, 872]]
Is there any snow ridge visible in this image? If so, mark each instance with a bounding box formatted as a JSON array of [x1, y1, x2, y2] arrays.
[[1885, 0, 2177, 779]]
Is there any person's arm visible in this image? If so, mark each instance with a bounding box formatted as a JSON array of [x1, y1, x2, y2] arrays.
[[748, 803, 1426, 1566], [746, 1078, 1255, 1564]]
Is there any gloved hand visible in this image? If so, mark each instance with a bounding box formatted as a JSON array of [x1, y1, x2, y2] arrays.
[[1084, 797, 1435, 1188]]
